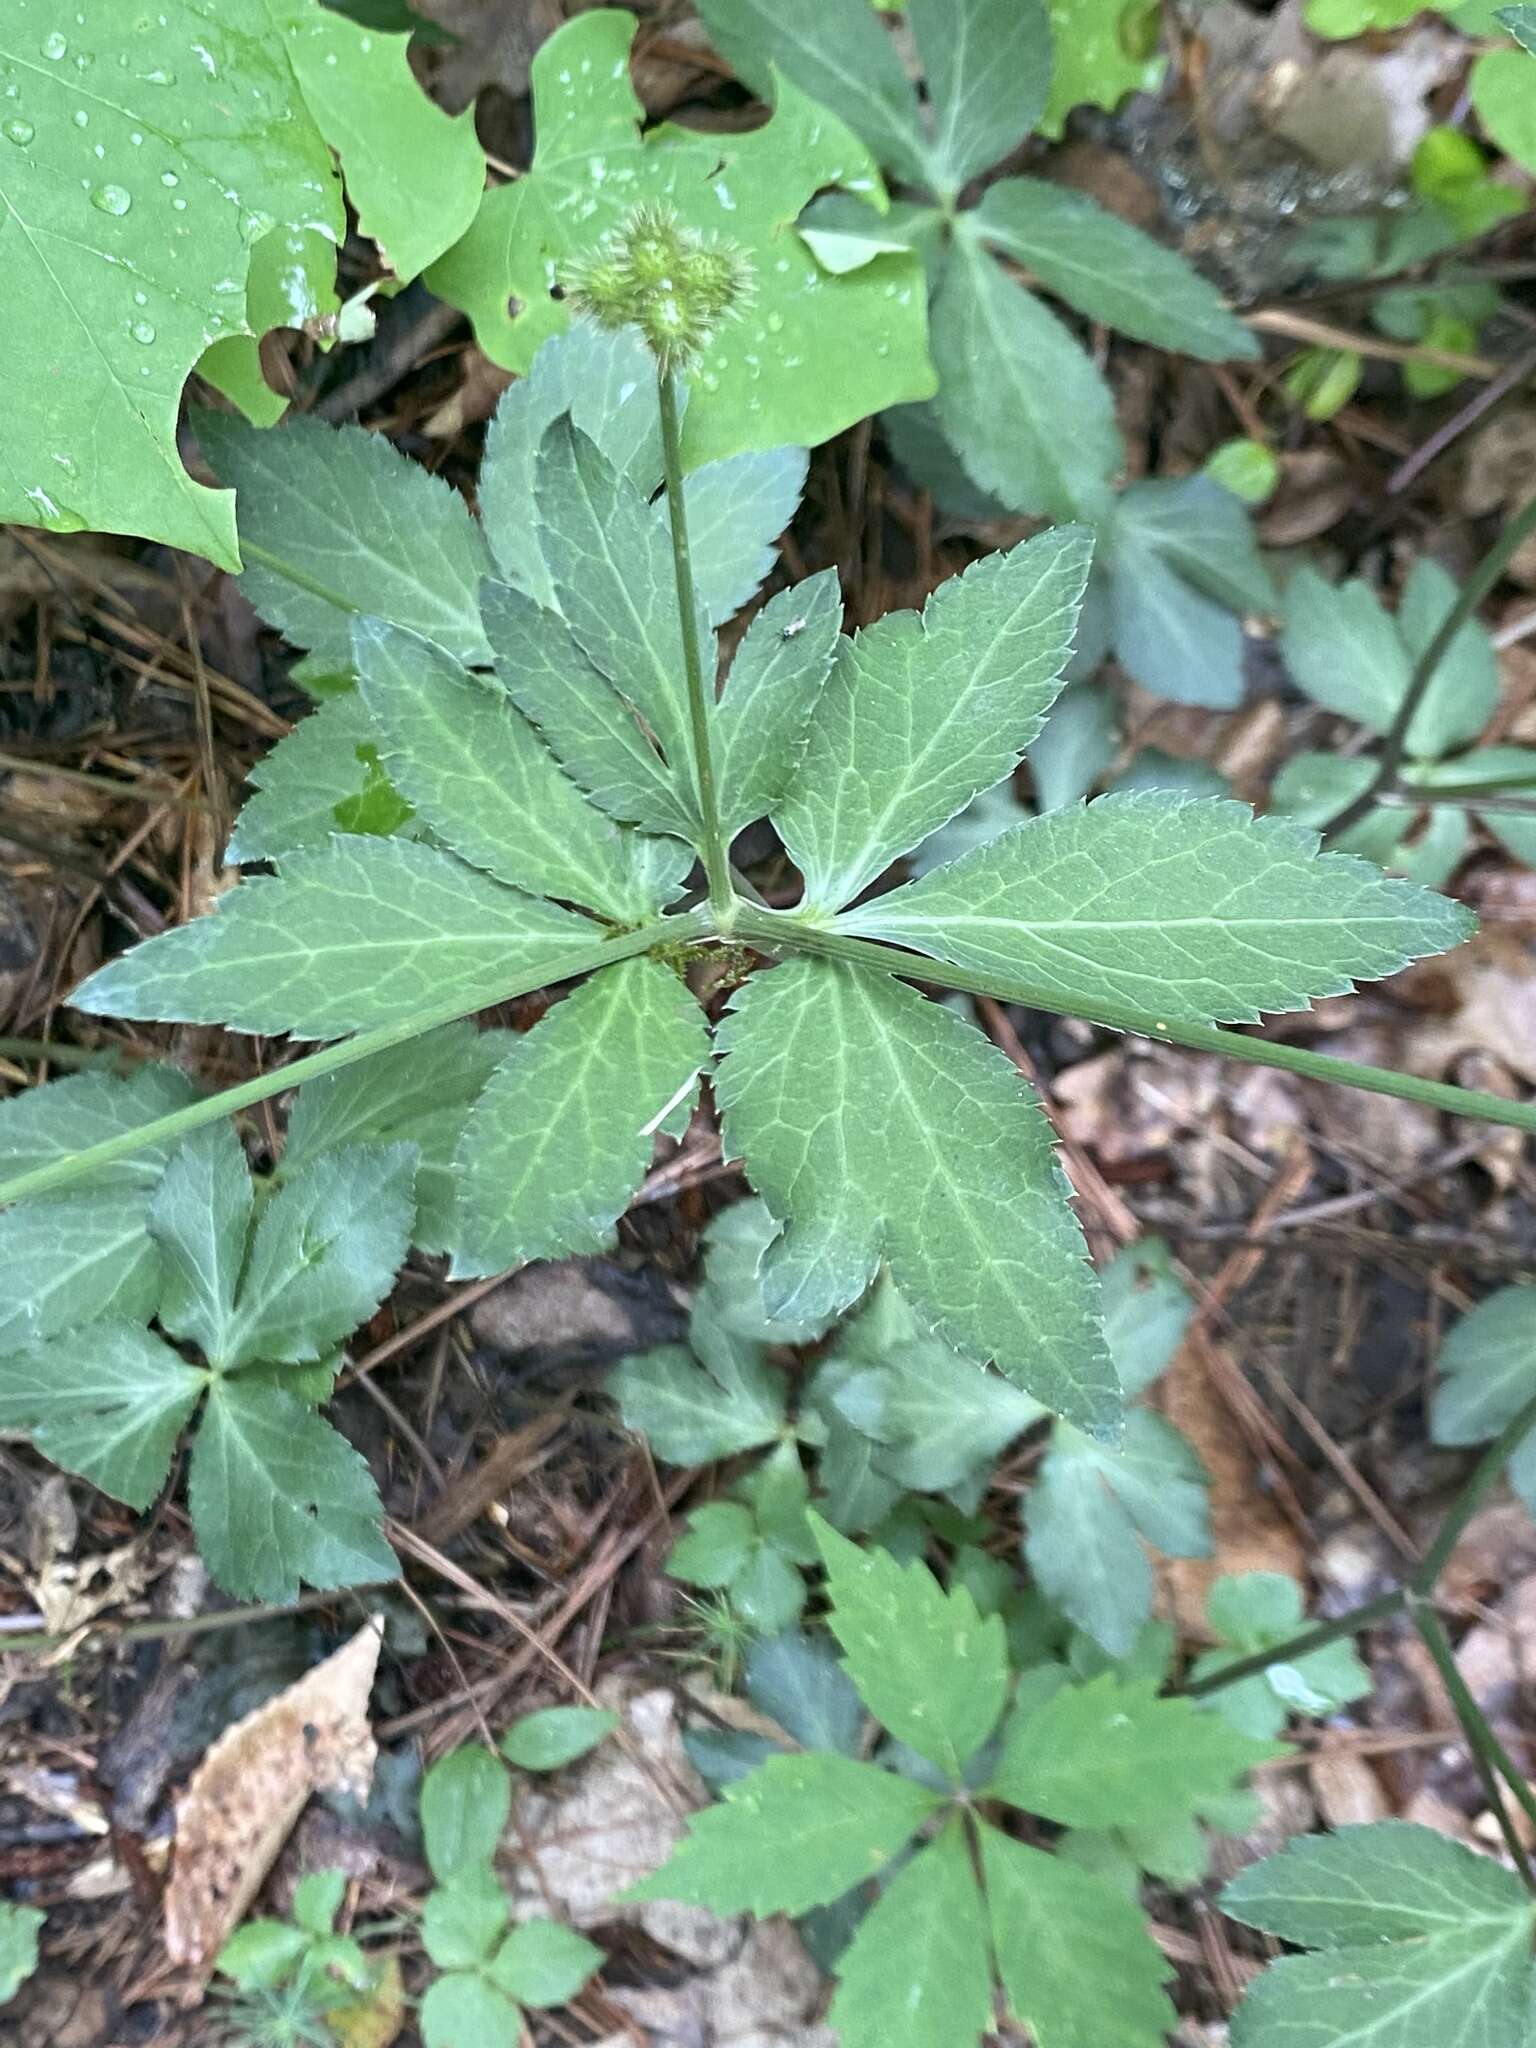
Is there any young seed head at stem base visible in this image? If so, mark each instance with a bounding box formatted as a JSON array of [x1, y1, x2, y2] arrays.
[[561, 203, 755, 372]]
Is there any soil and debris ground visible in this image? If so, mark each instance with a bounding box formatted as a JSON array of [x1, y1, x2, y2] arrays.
[[3, 2, 1536, 2042]]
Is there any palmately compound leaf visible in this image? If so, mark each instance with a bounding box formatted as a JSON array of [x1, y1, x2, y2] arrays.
[[682, 448, 810, 628], [226, 1142, 417, 1367], [0, 1193, 165, 1352], [627, 1750, 940, 1915], [1110, 476, 1275, 618], [150, 1124, 254, 1365], [71, 838, 602, 1039], [841, 793, 1475, 1026], [198, 412, 495, 672], [189, 1378, 397, 1602], [0, 1322, 206, 1513], [907, 0, 1053, 195], [974, 179, 1255, 361], [488, 1919, 602, 2009], [931, 229, 1121, 524], [988, 1672, 1279, 1829], [0, 0, 342, 563], [427, 10, 934, 466], [449, 959, 710, 1278], [716, 958, 1116, 1433], [1222, 1822, 1536, 2048], [281, 1025, 514, 1255], [1282, 561, 1498, 765], [827, 1821, 994, 2048], [715, 572, 844, 839], [695, 0, 933, 186], [227, 692, 413, 864], [1025, 1411, 1211, 1657], [978, 1822, 1175, 2048], [353, 620, 687, 924], [813, 1517, 1008, 1778], [775, 526, 1091, 910]]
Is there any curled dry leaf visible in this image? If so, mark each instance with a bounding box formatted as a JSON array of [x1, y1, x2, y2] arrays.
[[164, 1618, 382, 1973]]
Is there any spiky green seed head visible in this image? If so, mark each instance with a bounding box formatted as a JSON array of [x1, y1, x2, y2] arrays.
[[562, 203, 754, 370]]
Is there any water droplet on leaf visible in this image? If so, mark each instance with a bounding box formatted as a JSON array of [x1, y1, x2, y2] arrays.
[[129, 318, 155, 344], [3, 118, 35, 146], [40, 31, 67, 59], [90, 183, 131, 215]]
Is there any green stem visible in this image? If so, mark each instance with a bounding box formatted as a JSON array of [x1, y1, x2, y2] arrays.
[[1327, 490, 1536, 837], [1410, 1599, 1536, 1886], [1413, 1389, 1536, 1590], [656, 364, 734, 924], [0, 912, 712, 1207], [731, 905, 1536, 1140], [1183, 1591, 1406, 1699], [0, 1037, 142, 1071]]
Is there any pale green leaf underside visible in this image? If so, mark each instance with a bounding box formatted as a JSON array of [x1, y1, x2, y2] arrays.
[[450, 958, 710, 1277], [0, 1191, 162, 1352], [775, 526, 1092, 910], [685, 446, 810, 626], [1108, 543, 1246, 710], [353, 618, 687, 923], [0, 1321, 205, 1511], [610, 1338, 785, 1464], [975, 178, 1257, 362], [716, 958, 1116, 1435], [827, 1824, 994, 2048], [933, 235, 1121, 525], [1111, 476, 1276, 617], [979, 1824, 1175, 2048], [627, 1750, 939, 1915], [0, 0, 342, 565], [815, 1517, 1008, 1777], [71, 838, 599, 1039], [841, 793, 1475, 1025], [189, 1378, 397, 1602], [198, 411, 493, 668]]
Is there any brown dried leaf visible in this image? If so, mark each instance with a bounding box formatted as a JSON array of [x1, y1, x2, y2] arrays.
[[164, 1619, 382, 1973]]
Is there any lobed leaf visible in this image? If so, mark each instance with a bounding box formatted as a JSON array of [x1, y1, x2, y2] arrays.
[[716, 572, 844, 839], [0, 1193, 163, 1352], [226, 1142, 417, 1367], [627, 1750, 940, 1914], [827, 1822, 994, 2048], [909, 0, 1053, 192], [716, 959, 1116, 1433], [932, 233, 1120, 524], [841, 793, 1475, 1025], [0, 1322, 205, 1512], [978, 1823, 1175, 2048], [198, 412, 493, 669], [814, 1517, 1009, 1777], [610, 1335, 786, 1465], [775, 526, 1091, 910], [988, 1672, 1279, 1828], [975, 179, 1256, 360], [421, 1746, 513, 1883], [189, 1379, 397, 1602], [684, 448, 810, 626], [450, 959, 710, 1277], [0, 1063, 198, 1191], [72, 838, 601, 1039], [353, 619, 688, 923], [1223, 1822, 1536, 2048], [228, 692, 412, 863], [150, 1124, 253, 1365]]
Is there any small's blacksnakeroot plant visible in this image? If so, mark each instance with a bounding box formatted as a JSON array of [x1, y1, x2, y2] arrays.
[[5, 207, 1536, 2045]]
